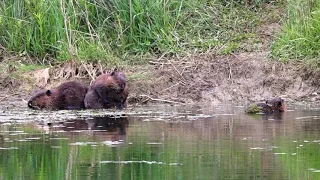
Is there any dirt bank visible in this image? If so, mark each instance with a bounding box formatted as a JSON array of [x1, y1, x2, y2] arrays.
[[1, 52, 319, 107], [128, 52, 320, 105]]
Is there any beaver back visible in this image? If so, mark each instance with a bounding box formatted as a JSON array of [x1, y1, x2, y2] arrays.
[[28, 81, 88, 110]]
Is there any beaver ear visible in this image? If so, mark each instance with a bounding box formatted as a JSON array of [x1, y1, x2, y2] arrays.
[[111, 68, 118, 76], [46, 90, 52, 96]]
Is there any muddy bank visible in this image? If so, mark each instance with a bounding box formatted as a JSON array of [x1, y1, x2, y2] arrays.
[[1, 52, 320, 106], [127, 52, 319, 105]]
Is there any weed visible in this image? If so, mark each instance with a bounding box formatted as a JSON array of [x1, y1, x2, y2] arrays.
[[245, 104, 264, 114]]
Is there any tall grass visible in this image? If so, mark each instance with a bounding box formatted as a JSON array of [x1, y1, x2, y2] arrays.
[[271, 0, 320, 61], [0, 0, 275, 64]]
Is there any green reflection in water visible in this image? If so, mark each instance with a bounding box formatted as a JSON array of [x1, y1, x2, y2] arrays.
[[274, 134, 320, 180], [0, 122, 277, 179], [0, 107, 319, 180]]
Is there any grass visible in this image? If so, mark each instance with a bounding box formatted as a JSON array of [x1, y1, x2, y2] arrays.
[[271, 0, 320, 63], [0, 60, 46, 83], [0, 0, 281, 64]]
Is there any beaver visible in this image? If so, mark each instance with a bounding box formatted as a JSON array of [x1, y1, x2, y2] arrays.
[[28, 81, 88, 110], [84, 69, 129, 110], [245, 97, 286, 114]]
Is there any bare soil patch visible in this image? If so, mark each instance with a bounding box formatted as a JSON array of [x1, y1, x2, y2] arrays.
[[131, 52, 320, 105]]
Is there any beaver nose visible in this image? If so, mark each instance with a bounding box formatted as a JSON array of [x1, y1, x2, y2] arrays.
[[28, 101, 34, 108]]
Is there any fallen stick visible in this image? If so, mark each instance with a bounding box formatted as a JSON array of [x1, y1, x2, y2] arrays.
[[139, 95, 183, 104], [159, 82, 180, 93], [148, 61, 171, 65]]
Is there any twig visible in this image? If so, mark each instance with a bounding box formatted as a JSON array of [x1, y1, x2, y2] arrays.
[[148, 61, 171, 65], [159, 82, 180, 93], [0, 96, 7, 102], [230, 53, 240, 60], [81, 62, 95, 81], [168, 60, 185, 80], [156, 53, 167, 61], [139, 95, 183, 104], [21, 98, 28, 103]]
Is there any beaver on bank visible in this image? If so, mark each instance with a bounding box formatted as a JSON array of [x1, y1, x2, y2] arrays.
[[28, 81, 88, 110], [245, 97, 286, 114], [84, 69, 129, 110]]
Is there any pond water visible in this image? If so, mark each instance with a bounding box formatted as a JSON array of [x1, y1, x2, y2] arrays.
[[0, 103, 320, 180]]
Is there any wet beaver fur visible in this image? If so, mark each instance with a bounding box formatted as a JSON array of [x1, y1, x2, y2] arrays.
[[84, 69, 129, 110], [245, 97, 286, 114], [28, 81, 88, 110]]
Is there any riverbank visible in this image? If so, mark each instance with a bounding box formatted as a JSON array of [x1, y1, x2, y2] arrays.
[[1, 51, 319, 108], [0, 1, 319, 107]]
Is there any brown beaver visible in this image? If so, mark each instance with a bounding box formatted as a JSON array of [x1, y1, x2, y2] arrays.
[[245, 97, 286, 114], [28, 81, 88, 110], [84, 69, 129, 110]]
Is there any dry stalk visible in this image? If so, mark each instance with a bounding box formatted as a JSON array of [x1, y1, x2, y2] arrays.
[[60, 0, 72, 56], [0, 96, 7, 102], [148, 61, 171, 65], [129, 0, 133, 27], [139, 95, 183, 104], [168, 60, 185, 80], [158, 82, 180, 93], [81, 62, 95, 81], [227, 60, 233, 84], [85, 2, 95, 42]]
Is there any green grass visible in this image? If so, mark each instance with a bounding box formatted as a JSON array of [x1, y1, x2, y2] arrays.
[[271, 0, 320, 62], [0, 61, 45, 73], [0, 0, 281, 64]]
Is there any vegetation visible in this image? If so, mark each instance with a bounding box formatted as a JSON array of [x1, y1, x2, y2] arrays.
[[2, 0, 320, 65], [245, 104, 264, 114], [271, 0, 320, 62], [0, 0, 279, 64]]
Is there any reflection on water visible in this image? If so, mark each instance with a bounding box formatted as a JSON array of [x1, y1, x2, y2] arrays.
[[0, 104, 319, 179]]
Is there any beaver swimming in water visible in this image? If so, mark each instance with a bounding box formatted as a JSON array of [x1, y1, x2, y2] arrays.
[[84, 69, 129, 110], [28, 81, 88, 110], [245, 97, 286, 114]]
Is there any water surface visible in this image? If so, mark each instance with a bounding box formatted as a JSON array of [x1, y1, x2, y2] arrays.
[[0, 103, 320, 179]]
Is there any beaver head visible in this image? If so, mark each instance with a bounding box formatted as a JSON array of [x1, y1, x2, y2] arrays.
[[94, 69, 127, 92], [110, 69, 126, 92], [28, 88, 55, 110], [266, 97, 285, 112]]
